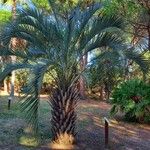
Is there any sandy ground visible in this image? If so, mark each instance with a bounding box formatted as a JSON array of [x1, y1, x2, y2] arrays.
[[75, 100, 150, 150]]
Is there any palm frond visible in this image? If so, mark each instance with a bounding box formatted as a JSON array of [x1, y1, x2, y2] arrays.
[[77, 14, 124, 52], [86, 32, 124, 53], [21, 60, 51, 133], [125, 50, 149, 74], [1, 6, 63, 49], [18, 6, 63, 43], [71, 2, 101, 43], [0, 63, 32, 82], [0, 46, 14, 56]]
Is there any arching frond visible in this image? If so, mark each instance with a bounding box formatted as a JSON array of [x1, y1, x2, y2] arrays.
[[77, 14, 124, 52], [0, 46, 14, 56], [21, 61, 50, 133], [125, 50, 150, 74], [70, 2, 102, 43], [0, 63, 32, 81], [86, 32, 124, 53]]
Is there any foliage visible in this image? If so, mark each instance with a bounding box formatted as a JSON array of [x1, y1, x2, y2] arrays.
[[32, 0, 51, 11], [111, 79, 150, 123], [0, 10, 11, 28], [15, 69, 29, 92], [87, 50, 123, 94], [103, 0, 149, 50]]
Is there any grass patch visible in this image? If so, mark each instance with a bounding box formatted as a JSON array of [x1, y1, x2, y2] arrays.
[[19, 136, 39, 147], [0, 96, 52, 148]]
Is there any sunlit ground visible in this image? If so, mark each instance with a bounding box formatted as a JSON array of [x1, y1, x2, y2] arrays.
[[0, 95, 150, 150]]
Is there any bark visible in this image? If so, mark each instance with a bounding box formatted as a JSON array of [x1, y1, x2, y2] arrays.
[[4, 79, 8, 93], [50, 84, 79, 145], [10, 0, 17, 99], [104, 83, 111, 102], [3, 78, 10, 94], [79, 75, 86, 99], [99, 85, 105, 101], [12, 0, 17, 20], [79, 54, 88, 99], [10, 71, 15, 97], [105, 90, 110, 102], [148, 21, 150, 50]]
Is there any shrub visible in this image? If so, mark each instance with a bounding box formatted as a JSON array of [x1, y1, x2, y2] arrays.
[[110, 79, 150, 123]]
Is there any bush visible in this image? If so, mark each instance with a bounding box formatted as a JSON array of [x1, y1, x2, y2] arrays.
[[110, 79, 150, 123]]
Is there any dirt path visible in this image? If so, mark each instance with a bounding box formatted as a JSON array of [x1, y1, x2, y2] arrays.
[[76, 100, 150, 150]]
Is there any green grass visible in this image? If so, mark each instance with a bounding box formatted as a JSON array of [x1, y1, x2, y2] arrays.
[[0, 96, 52, 149]]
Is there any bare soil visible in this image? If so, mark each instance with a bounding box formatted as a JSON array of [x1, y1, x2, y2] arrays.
[[75, 100, 150, 150]]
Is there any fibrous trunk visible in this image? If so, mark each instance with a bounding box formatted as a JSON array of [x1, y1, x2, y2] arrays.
[[50, 84, 79, 145]]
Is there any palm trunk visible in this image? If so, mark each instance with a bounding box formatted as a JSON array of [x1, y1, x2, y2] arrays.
[[50, 84, 79, 147]]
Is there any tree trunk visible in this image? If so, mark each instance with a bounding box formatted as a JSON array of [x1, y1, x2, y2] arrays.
[[79, 54, 88, 99], [50, 84, 79, 147], [10, 0, 17, 99], [99, 85, 105, 101], [148, 24, 150, 51], [105, 90, 110, 102], [79, 75, 86, 99], [4, 79, 8, 94], [104, 83, 111, 102], [10, 71, 15, 97]]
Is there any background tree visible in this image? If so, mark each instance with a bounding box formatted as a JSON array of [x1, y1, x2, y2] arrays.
[[0, 9, 11, 93]]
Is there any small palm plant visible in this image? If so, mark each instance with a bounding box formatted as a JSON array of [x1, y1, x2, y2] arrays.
[[0, 0, 125, 146]]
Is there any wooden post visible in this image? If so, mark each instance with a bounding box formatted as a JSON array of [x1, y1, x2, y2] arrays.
[[104, 117, 109, 147], [8, 97, 12, 110]]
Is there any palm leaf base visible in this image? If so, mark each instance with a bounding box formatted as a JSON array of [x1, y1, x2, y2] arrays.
[[50, 85, 79, 146], [49, 133, 75, 149]]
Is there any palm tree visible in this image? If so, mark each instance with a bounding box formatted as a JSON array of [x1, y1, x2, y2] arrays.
[[0, 0, 125, 146]]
